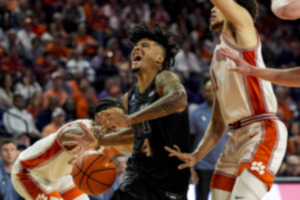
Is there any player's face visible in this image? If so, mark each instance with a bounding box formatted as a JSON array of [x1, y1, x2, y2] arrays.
[[202, 81, 215, 104], [0, 143, 18, 164], [131, 38, 164, 73], [209, 6, 224, 31]]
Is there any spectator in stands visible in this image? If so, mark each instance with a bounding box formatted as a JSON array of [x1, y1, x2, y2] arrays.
[[173, 40, 201, 79], [62, 0, 86, 33], [0, 139, 23, 200], [34, 51, 58, 85], [62, 98, 76, 122], [1, 29, 21, 54], [26, 91, 43, 120], [76, 24, 98, 57], [31, 37, 45, 61], [12, 0, 31, 28], [279, 155, 300, 177], [36, 96, 59, 131], [76, 86, 97, 118], [45, 33, 70, 63], [91, 47, 105, 70], [43, 71, 69, 108], [16, 133, 30, 151], [0, 74, 13, 108], [42, 107, 65, 138], [14, 69, 42, 102], [17, 17, 36, 60], [72, 78, 89, 105], [118, 61, 135, 93], [0, 45, 25, 76], [287, 121, 300, 155], [66, 48, 95, 83], [3, 94, 39, 139], [105, 37, 123, 65], [0, 0, 13, 33], [97, 76, 121, 100], [68, 70, 83, 95], [44, 68, 73, 96], [189, 78, 227, 200]]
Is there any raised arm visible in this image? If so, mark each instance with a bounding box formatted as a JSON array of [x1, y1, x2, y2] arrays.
[[165, 96, 227, 169], [271, 0, 300, 20], [221, 47, 300, 87], [211, 0, 254, 29], [98, 71, 187, 129]]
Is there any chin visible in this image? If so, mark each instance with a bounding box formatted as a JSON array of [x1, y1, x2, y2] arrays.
[[131, 66, 141, 73]]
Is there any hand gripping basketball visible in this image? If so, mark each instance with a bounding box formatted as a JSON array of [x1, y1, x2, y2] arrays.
[[61, 122, 99, 154]]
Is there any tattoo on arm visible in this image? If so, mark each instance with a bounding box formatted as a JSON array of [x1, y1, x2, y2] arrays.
[[129, 71, 187, 124]]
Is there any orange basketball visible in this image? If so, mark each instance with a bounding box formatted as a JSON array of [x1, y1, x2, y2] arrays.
[[71, 151, 117, 195]]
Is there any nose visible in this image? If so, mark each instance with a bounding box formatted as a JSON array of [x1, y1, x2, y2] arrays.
[[211, 6, 216, 13], [133, 45, 141, 51]]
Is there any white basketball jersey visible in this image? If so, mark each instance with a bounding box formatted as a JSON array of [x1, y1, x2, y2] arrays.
[[210, 33, 277, 124], [13, 119, 92, 182]]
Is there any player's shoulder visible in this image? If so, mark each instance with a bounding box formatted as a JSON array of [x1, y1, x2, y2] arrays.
[[155, 70, 180, 86]]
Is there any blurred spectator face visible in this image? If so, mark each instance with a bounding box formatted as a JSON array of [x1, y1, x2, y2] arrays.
[[0, 141, 18, 165], [19, 0, 28, 10], [8, 29, 17, 42], [209, 6, 224, 32], [53, 114, 65, 126], [68, 0, 78, 6], [53, 77, 63, 90], [53, 13, 62, 24], [291, 122, 300, 136], [23, 18, 32, 31], [202, 80, 215, 105], [16, 134, 31, 149], [9, 46, 19, 58], [4, 74, 13, 89], [31, 91, 43, 106], [48, 97, 59, 110], [78, 25, 86, 37], [286, 155, 300, 176], [45, 53, 54, 64], [85, 87, 96, 102], [64, 99, 76, 113], [79, 78, 89, 91], [14, 96, 25, 110], [182, 41, 191, 53]]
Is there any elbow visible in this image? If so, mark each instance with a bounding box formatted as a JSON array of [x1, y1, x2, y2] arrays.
[[272, 4, 299, 20], [173, 91, 188, 112]]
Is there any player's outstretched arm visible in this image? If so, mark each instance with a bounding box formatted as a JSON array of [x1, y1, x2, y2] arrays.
[[271, 0, 300, 20], [221, 47, 300, 87], [99, 71, 188, 129], [165, 96, 227, 170]]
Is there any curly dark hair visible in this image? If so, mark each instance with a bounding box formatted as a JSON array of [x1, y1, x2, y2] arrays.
[[235, 0, 259, 20], [128, 22, 180, 70]]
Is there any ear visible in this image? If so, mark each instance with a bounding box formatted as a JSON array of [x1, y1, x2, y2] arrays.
[[156, 55, 165, 64]]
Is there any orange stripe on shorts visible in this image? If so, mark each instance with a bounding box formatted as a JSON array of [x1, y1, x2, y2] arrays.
[[61, 186, 84, 199], [210, 173, 235, 192], [237, 119, 278, 190]]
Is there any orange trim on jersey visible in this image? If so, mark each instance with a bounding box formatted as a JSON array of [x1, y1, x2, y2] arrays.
[[221, 32, 260, 51], [210, 173, 235, 192], [236, 119, 278, 190], [20, 139, 62, 170], [61, 186, 84, 199], [242, 50, 267, 115], [16, 172, 62, 199]]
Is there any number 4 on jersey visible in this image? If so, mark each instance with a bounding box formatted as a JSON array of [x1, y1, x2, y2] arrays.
[[141, 138, 152, 156]]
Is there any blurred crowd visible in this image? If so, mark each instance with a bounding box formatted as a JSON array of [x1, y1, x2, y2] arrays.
[[0, 1, 300, 194]]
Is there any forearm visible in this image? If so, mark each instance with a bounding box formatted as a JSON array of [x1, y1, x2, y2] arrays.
[[249, 67, 300, 87], [192, 122, 226, 161], [271, 0, 300, 20], [98, 127, 134, 146], [128, 91, 187, 124]]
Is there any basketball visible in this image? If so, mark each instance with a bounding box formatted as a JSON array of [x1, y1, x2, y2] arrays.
[[71, 151, 117, 195]]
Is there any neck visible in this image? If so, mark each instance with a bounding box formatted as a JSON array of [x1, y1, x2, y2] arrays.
[[137, 69, 158, 93], [206, 100, 213, 108], [3, 162, 13, 173], [223, 21, 236, 42]]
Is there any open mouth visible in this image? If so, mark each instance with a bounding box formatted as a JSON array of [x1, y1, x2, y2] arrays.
[[133, 55, 142, 63]]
